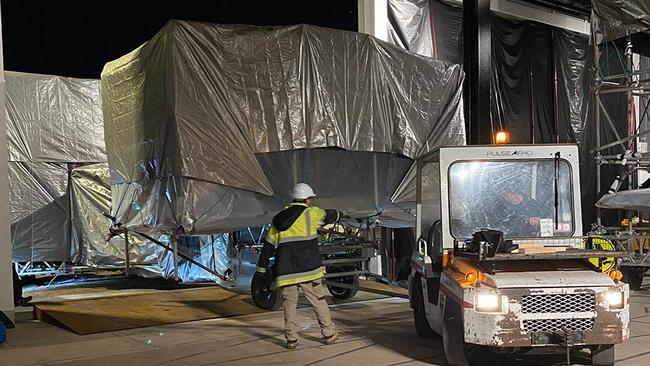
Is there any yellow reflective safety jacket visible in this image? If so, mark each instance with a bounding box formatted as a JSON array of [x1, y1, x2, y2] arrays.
[[256, 202, 339, 288]]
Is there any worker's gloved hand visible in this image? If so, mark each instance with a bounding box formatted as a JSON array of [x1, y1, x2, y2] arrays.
[[254, 267, 273, 287], [256, 266, 274, 286], [264, 270, 273, 286]]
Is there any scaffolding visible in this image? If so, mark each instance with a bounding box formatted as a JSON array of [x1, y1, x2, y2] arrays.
[[592, 30, 650, 286]]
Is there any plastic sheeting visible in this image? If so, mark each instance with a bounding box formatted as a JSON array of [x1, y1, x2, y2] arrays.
[[491, 18, 594, 145], [387, 0, 435, 58], [6, 71, 106, 262], [258, 149, 413, 217], [71, 163, 125, 266], [101, 21, 466, 234], [9, 162, 70, 262], [155, 235, 231, 283], [596, 189, 650, 211], [554, 30, 593, 146], [6, 71, 105, 163], [110, 149, 423, 234], [387, 0, 462, 63], [70, 163, 230, 283], [5, 71, 230, 281], [592, 0, 650, 45]]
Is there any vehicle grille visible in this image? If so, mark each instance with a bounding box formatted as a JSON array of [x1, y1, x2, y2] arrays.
[[523, 318, 595, 333], [521, 293, 595, 313]]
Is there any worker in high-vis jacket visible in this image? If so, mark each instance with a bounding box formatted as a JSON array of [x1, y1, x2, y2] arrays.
[[256, 183, 342, 349]]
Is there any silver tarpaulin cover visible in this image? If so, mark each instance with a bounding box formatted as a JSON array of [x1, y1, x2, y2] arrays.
[[10, 162, 70, 262], [6, 71, 106, 262], [6, 71, 106, 163], [101, 21, 465, 234], [70, 163, 230, 282], [387, 0, 435, 57], [596, 189, 650, 211], [70, 163, 124, 266], [592, 0, 650, 44]]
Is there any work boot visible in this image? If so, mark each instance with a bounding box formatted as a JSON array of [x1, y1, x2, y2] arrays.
[[286, 340, 298, 350], [323, 332, 339, 345]]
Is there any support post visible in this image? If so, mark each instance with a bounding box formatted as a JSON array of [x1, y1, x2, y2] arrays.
[[124, 229, 130, 276], [173, 239, 179, 282], [415, 161, 422, 241], [357, 0, 388, 42], [0, 2, 15, 326], [626, 37, 636, 238], [463, 0, 492, 144], [594, 34, 602, 226]]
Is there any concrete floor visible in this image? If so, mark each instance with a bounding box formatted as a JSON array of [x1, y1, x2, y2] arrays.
[[2, 286, 650, 365]]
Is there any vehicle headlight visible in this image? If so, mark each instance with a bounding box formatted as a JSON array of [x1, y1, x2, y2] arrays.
[[475, 293, 507, 313], [607, 288, 625, 310]]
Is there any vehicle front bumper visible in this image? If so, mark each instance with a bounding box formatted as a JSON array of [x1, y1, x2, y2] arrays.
[[462, 286, 630, 347]]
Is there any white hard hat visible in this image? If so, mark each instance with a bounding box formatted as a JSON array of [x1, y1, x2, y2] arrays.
[[293, 183, 316, 200]]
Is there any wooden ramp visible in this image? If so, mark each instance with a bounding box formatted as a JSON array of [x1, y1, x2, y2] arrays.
[[34, 287, 265, 335], [33, 280, 408, 335], [358, 280, 409, 298]]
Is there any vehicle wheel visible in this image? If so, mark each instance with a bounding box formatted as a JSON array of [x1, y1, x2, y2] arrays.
[[251, 271, 283, 310], [443, 301, 472, 366], [621, 266, 645, 291], [326, 267, 359, 299], [412, 274, 437, 338], [591, 345, 615, 366], [442, 302, 492, 365]]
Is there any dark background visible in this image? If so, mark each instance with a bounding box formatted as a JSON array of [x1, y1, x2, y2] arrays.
[[1, 0, 358, 78]]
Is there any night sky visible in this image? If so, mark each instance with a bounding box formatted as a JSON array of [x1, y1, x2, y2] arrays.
[[1, 0, 358, 79]]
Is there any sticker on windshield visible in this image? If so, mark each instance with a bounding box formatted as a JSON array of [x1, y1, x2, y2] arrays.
[[562, 212, 571, 222], [540, 218, 554, 237]]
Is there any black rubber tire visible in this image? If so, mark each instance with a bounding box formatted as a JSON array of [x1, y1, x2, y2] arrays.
[[442, 302, 493, 366], [591, 345, 615, 366], [621, 266, 645, 291], [412, 274, 438, 338], [251, 271, 283, 310], [326, 267, 359, 299], [443, 301, 471, 366]]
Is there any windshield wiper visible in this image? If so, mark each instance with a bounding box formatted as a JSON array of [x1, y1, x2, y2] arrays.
[[554, 151, 560, 230]]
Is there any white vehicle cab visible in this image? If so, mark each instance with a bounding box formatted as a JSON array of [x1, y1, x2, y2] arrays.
[[409, 144, 629, 366]]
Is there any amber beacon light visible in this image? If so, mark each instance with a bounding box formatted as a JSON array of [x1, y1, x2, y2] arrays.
[[495, 130, 510, 144]]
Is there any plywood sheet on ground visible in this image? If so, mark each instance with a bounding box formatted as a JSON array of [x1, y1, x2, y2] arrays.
[[358, 280, 409, 298], [34, 287, 265, 335], [33, 280, 405, 335]]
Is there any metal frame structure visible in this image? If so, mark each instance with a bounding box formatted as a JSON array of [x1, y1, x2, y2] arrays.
[[592, 31, 650, 270], [463, 0, 493, 145], [415, 0, 592, 35], [14, 261, 77, 277]]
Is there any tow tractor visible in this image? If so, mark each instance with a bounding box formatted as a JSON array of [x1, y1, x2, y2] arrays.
[[409, 144, 630, 366]]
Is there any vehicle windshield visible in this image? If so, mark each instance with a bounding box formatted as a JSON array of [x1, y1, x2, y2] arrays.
[[449, 160, 574, 239]]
